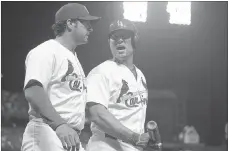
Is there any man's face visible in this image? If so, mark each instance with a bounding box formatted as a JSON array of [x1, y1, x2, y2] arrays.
[[109, 30, 134, 61], [70, 19, 93, 45]]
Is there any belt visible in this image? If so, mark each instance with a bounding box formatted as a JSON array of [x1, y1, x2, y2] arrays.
[[29, 114, 81, 134], [105, 133, 118, 140]]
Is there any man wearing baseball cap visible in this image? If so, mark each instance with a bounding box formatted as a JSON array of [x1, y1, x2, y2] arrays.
[[85, 19, 153, 151], [21, 3, 100, 151]]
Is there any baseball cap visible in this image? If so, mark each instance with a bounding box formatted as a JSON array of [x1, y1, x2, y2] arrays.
[[55, 3, 101, 23], [109, 19, 137, 35]]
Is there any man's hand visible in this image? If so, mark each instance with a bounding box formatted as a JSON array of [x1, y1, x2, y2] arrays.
[[132, 132, 162, 150], [132, 132, 150, 148], [56, 124, 80, 151]]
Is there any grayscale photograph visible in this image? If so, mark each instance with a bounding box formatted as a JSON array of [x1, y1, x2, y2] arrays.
[[1, 1, 227, 151]]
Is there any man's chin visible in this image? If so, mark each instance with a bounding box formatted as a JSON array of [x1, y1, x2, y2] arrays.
[[118, 53, 127, 58], [77, 40, 88, 45]]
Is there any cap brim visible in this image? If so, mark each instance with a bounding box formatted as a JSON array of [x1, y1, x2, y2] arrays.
[[109, 28, 134, 35], [78, 15, 101, 21]]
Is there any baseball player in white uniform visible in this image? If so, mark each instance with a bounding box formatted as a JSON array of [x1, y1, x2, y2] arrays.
[[21, 3, 100, 151], [85, 19, 152, 151]]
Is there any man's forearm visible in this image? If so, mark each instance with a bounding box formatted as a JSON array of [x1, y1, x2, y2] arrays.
[[88, 103, 136, 143], [24, 86, 66, 129]]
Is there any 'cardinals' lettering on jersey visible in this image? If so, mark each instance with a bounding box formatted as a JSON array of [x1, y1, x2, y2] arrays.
[[117, 78, 148, 107], [61, 59, 87, 92], [87, 60, 148, 135]]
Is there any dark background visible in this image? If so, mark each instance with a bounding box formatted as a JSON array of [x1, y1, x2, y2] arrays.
[[1, 1, 227, 147]]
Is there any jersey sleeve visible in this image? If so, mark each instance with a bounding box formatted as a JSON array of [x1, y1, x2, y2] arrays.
[[24, 48, 55, 90], [138, 69, 147, 85], [86, 69, 110, 108]]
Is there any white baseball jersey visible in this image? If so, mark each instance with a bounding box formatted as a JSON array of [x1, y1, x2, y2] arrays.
[[86, 60, 148, 151], [24, 39, 86, 130]]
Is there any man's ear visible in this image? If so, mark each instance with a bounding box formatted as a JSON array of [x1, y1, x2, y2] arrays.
[[66, 19, 78, 31]]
